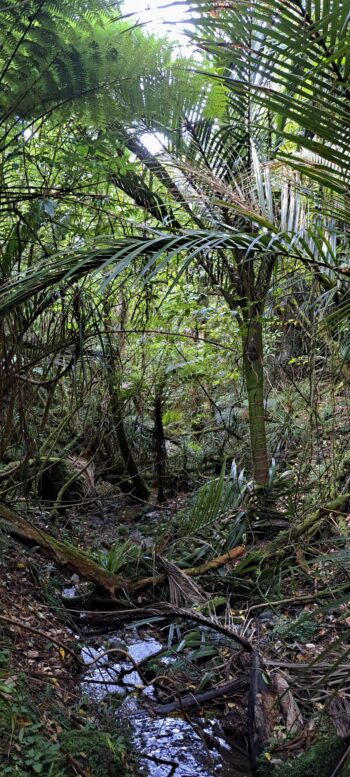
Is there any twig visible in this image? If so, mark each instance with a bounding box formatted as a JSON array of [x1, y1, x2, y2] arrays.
[[83, 603, 253, 652], [0, 614, 80, 665], [143, 752, 178, 776], [129, 546, 245, 593], [329, 744, 350, 777], [83, 647, 148, 685], [61, 748, 90, 777], [247, 584, 349, 611]]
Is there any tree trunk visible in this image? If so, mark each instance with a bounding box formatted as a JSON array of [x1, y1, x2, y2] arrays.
[[242, 316, 269, 487], [154, 394, 167, 503], [111, 393, 150, 503], [103, 300, 150, 504]]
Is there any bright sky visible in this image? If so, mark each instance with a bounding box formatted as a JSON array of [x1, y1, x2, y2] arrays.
[[121, 0, 192, 43], [121, 0, 195, 154]]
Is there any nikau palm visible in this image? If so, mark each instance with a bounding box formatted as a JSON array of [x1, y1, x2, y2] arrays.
[[2, 0, 350, 491]]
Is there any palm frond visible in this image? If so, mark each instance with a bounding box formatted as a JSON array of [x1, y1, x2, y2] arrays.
[[176, 461, 247, 538]]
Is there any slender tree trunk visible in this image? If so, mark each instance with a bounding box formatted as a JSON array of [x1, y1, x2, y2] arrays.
[[109, 386, 150, 503], [242, 315, 269, 487], [154, 393, 167, 503], [103, 299, 150, 504]]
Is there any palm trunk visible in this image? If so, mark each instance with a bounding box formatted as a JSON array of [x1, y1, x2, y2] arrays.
[[242, 316, 269, 487]]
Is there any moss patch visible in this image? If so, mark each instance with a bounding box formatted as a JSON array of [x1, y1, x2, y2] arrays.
[[60, 729, 134, 777], [257, 734, 346, 777]]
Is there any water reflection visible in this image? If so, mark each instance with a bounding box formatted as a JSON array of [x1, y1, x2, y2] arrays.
[[80, 632, 251, 777]]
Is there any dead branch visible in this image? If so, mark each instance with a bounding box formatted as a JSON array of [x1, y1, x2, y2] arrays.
[[153, 677, 248, 714]]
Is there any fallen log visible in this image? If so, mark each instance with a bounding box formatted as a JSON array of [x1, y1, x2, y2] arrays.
[[273, 671, 304, 734], [248, 653, 276, 771], [2, 490, 349, 599], [134, 493, 350, 591], [236, 492, 350, 574], [264, 492, 350, 555], [130, 545, 246, 593], [0, 502, 245, 598], [0, 502, 128, 597], [153, 677, 248, 714]]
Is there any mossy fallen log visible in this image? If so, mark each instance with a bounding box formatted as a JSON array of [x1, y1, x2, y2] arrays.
[[2, 491, 349, 599], [0, 502, 128, 597], [0, 456, 95, 506], [259, 491, 350, 560], [0, 503, 245, 597], [234, 492, 350, 577]]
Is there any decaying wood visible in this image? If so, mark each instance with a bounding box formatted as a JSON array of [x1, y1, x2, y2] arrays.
[[243, 492, 350, 571], [1, 501, 246, 597], [153, 677, 248, 714], [327, 696, 350, 739], [0, 456, 95, 504], [264, 492, 350, 557], [51, 455, 96, 516], [0, 502, 128, 597], [3, 491, 349, 601], [248, 653, 276, 770], [273, 670, 304, 734]]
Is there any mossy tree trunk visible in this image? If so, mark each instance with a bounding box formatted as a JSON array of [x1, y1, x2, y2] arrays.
[[0, 502, 128, 596], [241, 311, 269, 488]]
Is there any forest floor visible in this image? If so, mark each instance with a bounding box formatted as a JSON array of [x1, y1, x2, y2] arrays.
[[0, 479, 350, 777], [0, 537, 140, 776]]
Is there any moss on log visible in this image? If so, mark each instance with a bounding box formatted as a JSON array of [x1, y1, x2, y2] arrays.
[[2, 491, 349, 599], [0, 502, 128, 596]]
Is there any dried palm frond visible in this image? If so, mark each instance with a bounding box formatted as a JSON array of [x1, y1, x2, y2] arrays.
[[156, 554, 208, 607]]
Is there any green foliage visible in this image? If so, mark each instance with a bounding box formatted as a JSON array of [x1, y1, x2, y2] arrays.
[[274, 612, 319, 644], [0, 639, 134, 777], [257, 734, 344, 777], [176, 461, 247, 538], [0, 670, 65, 776], [96, 541, 139, 574], [60, 729, 131, 777], [9, 725, 61, 775]]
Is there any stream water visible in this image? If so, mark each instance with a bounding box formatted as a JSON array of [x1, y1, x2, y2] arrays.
[[79, 627, 252, 777]]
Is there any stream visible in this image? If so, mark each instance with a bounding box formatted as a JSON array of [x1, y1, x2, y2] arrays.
[[78, 624, 252, 777]]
